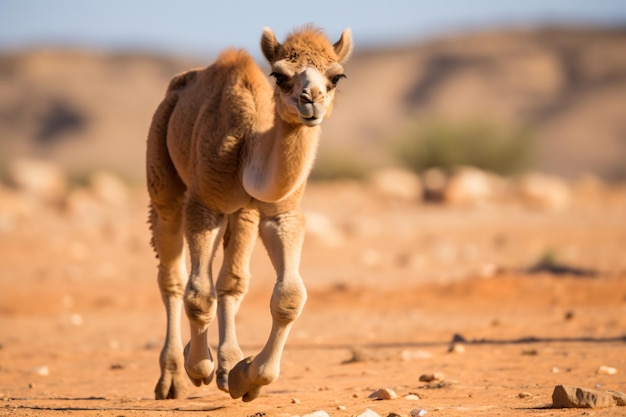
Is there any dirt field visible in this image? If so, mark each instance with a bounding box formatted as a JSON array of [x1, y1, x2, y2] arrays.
[[1, 178, 625, 416]]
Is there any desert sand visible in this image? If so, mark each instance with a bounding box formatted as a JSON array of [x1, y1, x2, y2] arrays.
[[1, 171, 625, 416]]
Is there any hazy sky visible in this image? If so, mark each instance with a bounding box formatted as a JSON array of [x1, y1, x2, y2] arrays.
[[1, 0, 625, 58]]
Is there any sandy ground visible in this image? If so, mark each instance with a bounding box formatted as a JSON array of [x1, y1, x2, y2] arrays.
[[1, 180, 625, 416]]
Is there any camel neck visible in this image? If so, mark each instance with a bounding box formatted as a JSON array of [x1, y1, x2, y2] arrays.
[[243, 115, 320, 203]]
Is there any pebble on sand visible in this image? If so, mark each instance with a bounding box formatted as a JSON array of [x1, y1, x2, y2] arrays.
[[597, 365, 618, 375], [419, 372, 445, 383], [356, 409, 381, 417], [410, 409, 427, 417], [447, 343, 465, 354], [30, 366, 49, 376], [368, 388, 399, 400], [302, 411, 330, 417]]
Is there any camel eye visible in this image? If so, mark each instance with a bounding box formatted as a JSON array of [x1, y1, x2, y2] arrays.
[[330, 74, 346, 86], [270, 72, 289, 87]]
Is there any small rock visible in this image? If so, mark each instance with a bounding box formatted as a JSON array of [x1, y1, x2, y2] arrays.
[[368, 388, 399, 400], [517, 173, 571, 212], [410, 409, 427, 417], [356, 409, 382, 417], [448, 343, 465, 354], [551, 367, 560, 373], [69, 313, 84, 326], [386, 413, 403, 417], [88, 171, 128, 207], [518, 392, 533, 399], [5, 158, 67, 202], [404, 394, 421, 400], [302, 411, 330, 417], [597, 366, 618, 375], [478, 263, 498, 278], [31, 366, 49, 376], [552, 384, 616, 408], [444, 167, 494, 207], [291, 398, 301, 404], [336, 405, 346, 410], [342, 347, 378, 364], [419, 372, 445, 383], [369, 168, 423, 201]]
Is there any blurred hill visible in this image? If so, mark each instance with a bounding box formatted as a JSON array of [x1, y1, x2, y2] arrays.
[[1, 26, 625, 182]]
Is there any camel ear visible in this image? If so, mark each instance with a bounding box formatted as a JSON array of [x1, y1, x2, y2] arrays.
[[333, 28, 353, 63], [261, 27, 281, 63]]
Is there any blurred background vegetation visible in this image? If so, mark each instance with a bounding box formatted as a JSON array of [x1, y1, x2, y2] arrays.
[[391, 120, 535, 176], [1, 3, 625, 184]]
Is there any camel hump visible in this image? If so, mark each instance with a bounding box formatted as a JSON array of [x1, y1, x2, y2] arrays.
[[167, 70, 199, 92], [215, 48, 256, 68]]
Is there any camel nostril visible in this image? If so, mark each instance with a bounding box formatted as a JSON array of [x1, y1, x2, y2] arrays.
[[299, 90, 313, 104]]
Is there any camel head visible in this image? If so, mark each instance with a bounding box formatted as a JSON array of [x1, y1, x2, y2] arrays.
[[261, 25, 353, 127]]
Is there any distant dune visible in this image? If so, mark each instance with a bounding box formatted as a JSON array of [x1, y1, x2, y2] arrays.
[[1, 26, 625, 181]]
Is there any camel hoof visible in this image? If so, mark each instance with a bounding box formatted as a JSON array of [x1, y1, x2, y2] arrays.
[[155, 371, 188, 399], [183, 342, 215, 386], [228, 356, 264, 402], [216, 368, 230, 393]]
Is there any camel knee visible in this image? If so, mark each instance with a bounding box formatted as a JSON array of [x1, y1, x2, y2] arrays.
[[270, 280, 307, 324], [216, 271, 250, 300], [157, 267, 186, 298], [184, 279, 217, 326]]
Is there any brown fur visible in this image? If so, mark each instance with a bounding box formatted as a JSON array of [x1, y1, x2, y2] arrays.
[[146, 26, 352, 402]]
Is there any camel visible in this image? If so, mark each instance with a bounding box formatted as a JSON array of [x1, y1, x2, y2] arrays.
[[146, 26, 352, 402]]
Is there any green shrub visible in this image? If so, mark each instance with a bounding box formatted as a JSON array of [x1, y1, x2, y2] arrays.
[[391, 119, 535, 175], [310, 148, 370, 181]]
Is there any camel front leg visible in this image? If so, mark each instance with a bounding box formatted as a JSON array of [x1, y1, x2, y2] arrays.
[[215, 208, 260, 392], [228, 209, 307, 402], [183, 198, 226, 387]]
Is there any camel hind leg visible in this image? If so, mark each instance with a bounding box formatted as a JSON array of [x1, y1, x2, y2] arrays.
[[148, 167, 189, 399], [150, 199, 188, 400], [147, 90, 190, 400]]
